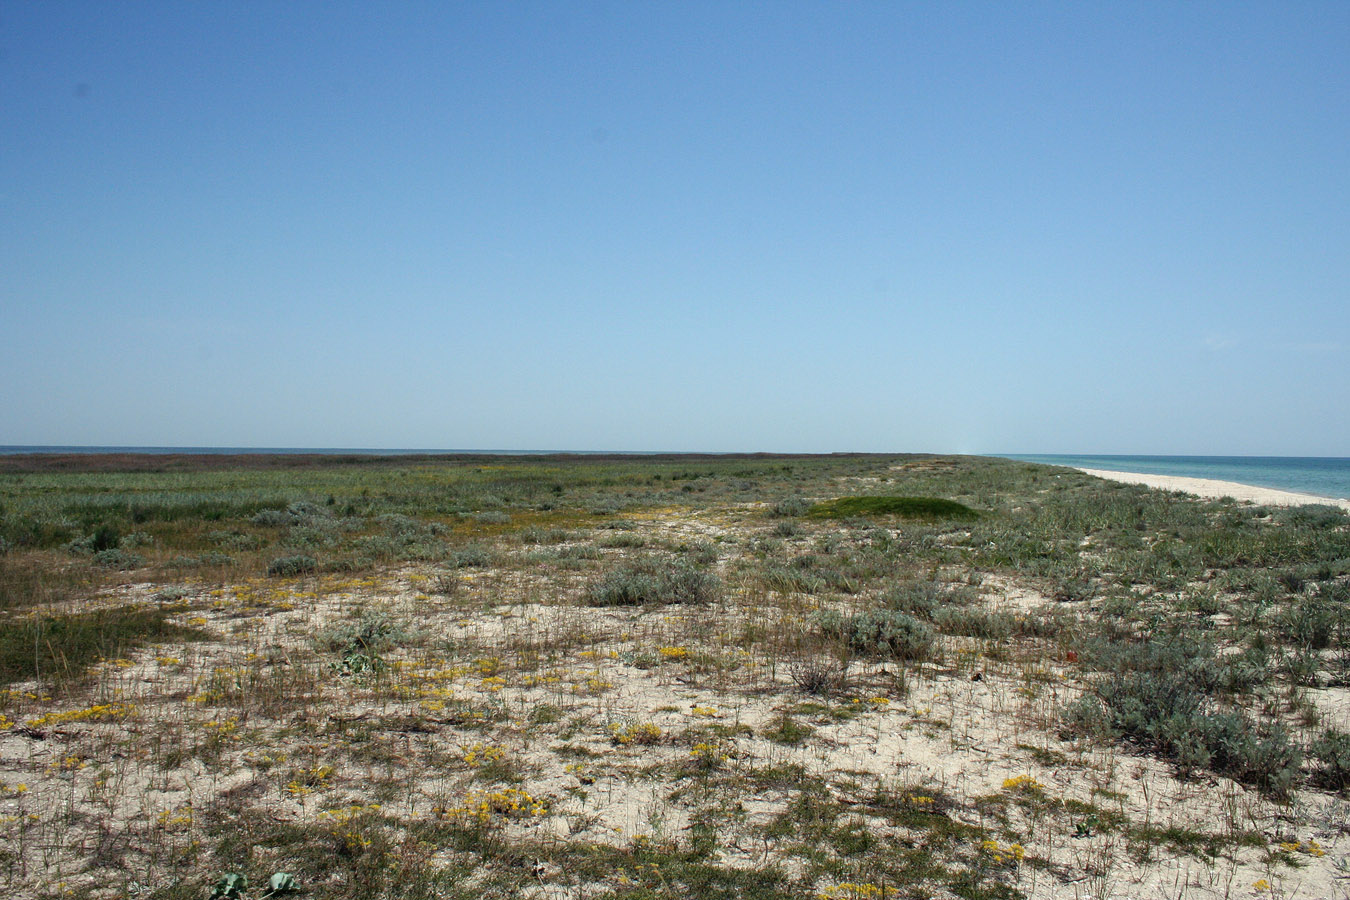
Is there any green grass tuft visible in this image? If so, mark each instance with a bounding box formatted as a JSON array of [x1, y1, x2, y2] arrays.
[[0, 605, 207, 684]]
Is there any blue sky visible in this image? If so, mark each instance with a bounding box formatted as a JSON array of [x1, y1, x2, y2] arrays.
[[2, 2, 1347, 454]]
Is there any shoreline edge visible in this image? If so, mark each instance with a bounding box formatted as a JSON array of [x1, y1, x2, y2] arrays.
[[1075, 467, 1350, 511]]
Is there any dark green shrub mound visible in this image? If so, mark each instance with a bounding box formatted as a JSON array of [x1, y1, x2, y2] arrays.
[[818, 608, 935, 661], [584, 558, 721, 606], [806, 496, 978, 520]]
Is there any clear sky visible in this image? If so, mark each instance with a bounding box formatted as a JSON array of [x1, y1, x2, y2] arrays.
[[2, 2, 1347, 454]]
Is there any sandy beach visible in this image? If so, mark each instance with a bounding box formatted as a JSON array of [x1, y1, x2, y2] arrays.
[[1077, 467, 1350, 510]]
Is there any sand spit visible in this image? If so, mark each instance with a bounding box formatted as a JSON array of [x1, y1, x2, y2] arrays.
[[1077, 468, 1350, 511]]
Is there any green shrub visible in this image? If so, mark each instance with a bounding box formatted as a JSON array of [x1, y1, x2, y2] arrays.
[[324, 611, 404, 676], [1279, 594, 1350, 651], [882, 580, 946, 618], [266, 554, 317, 577], [518, 526, 573, 545], [1066, 668, 1300, 795], [932, 606, 1014, 640], [761, 556, 859, 595], [1311, 728, 1350, 790], [761, 565, 825, 595], [92, 548, 144, 570], [771, 496, 810, 517], [91, 524, 121, 552], [680, 540, 720, 566], [584, 558, 721, 606], [166, 551, 235, 569], [208, 530, 263, 551], [1278, 505, 1349, 529], [253, 501, 326, 527], [449, 544, 492, 568], [818, 608, 934, 661], [599, 532, 646, 548]]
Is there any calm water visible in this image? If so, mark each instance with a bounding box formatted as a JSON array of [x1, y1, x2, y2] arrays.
[[1003, 454, 1350, 501]]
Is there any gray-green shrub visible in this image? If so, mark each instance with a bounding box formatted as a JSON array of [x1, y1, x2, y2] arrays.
[[584, 558, 721, 606], [266, 554, 317, 577], [92, 548, 144, 570], [818, 608, 934, 662], [1311, 728, 1350, 790]]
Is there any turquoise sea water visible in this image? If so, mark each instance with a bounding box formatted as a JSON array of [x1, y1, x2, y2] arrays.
[[1003, 455, 1350, 502]]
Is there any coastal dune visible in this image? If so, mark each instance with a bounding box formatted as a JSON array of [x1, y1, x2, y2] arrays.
[[1077, 467, 1350, 511]]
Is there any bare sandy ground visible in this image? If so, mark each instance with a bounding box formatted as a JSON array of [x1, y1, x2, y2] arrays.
[[1077, 468, 1350, 510]]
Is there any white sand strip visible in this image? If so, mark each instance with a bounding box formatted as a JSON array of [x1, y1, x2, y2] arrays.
[[1076, 468, 1350, 510]]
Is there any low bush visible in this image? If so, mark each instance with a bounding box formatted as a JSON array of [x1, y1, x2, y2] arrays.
[[762, 557, 859, 595], [788, 653, 850, 695], [584, 558, 721, 606], [166, 551, 235, 569], [882, 580, 946, 618], [267, 555, 317, 577], [1278, 505, 1348, 529], [1066, 665, 1300, 795], [771, 496, 810, 517], [93, 548, 144, 570], [208, 530, 262, 551], [1311, 728, 1350, 790], [818, 608, 934, 662], [518, 527, 573, 545], [324, 611, 405, 676], [448, 544, 492, 568], [932, 606, 1014, 640], [253, 501, 327, 528], [1279, 593, 1350, 651], [761, 565, 825, 595]]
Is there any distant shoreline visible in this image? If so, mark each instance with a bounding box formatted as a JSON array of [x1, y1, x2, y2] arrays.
[[1003, 453, 1350, 501], [1077, 467, 1350, 510]]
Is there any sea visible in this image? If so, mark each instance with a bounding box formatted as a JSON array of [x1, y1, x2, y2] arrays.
[[1002, 455, 1350, 502]]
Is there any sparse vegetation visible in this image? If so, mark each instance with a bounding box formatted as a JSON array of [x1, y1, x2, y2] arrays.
[[0, 452, 1347, 899]]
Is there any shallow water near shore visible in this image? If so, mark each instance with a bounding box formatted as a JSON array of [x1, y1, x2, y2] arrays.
[[1002, 454, 1350, 500]]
